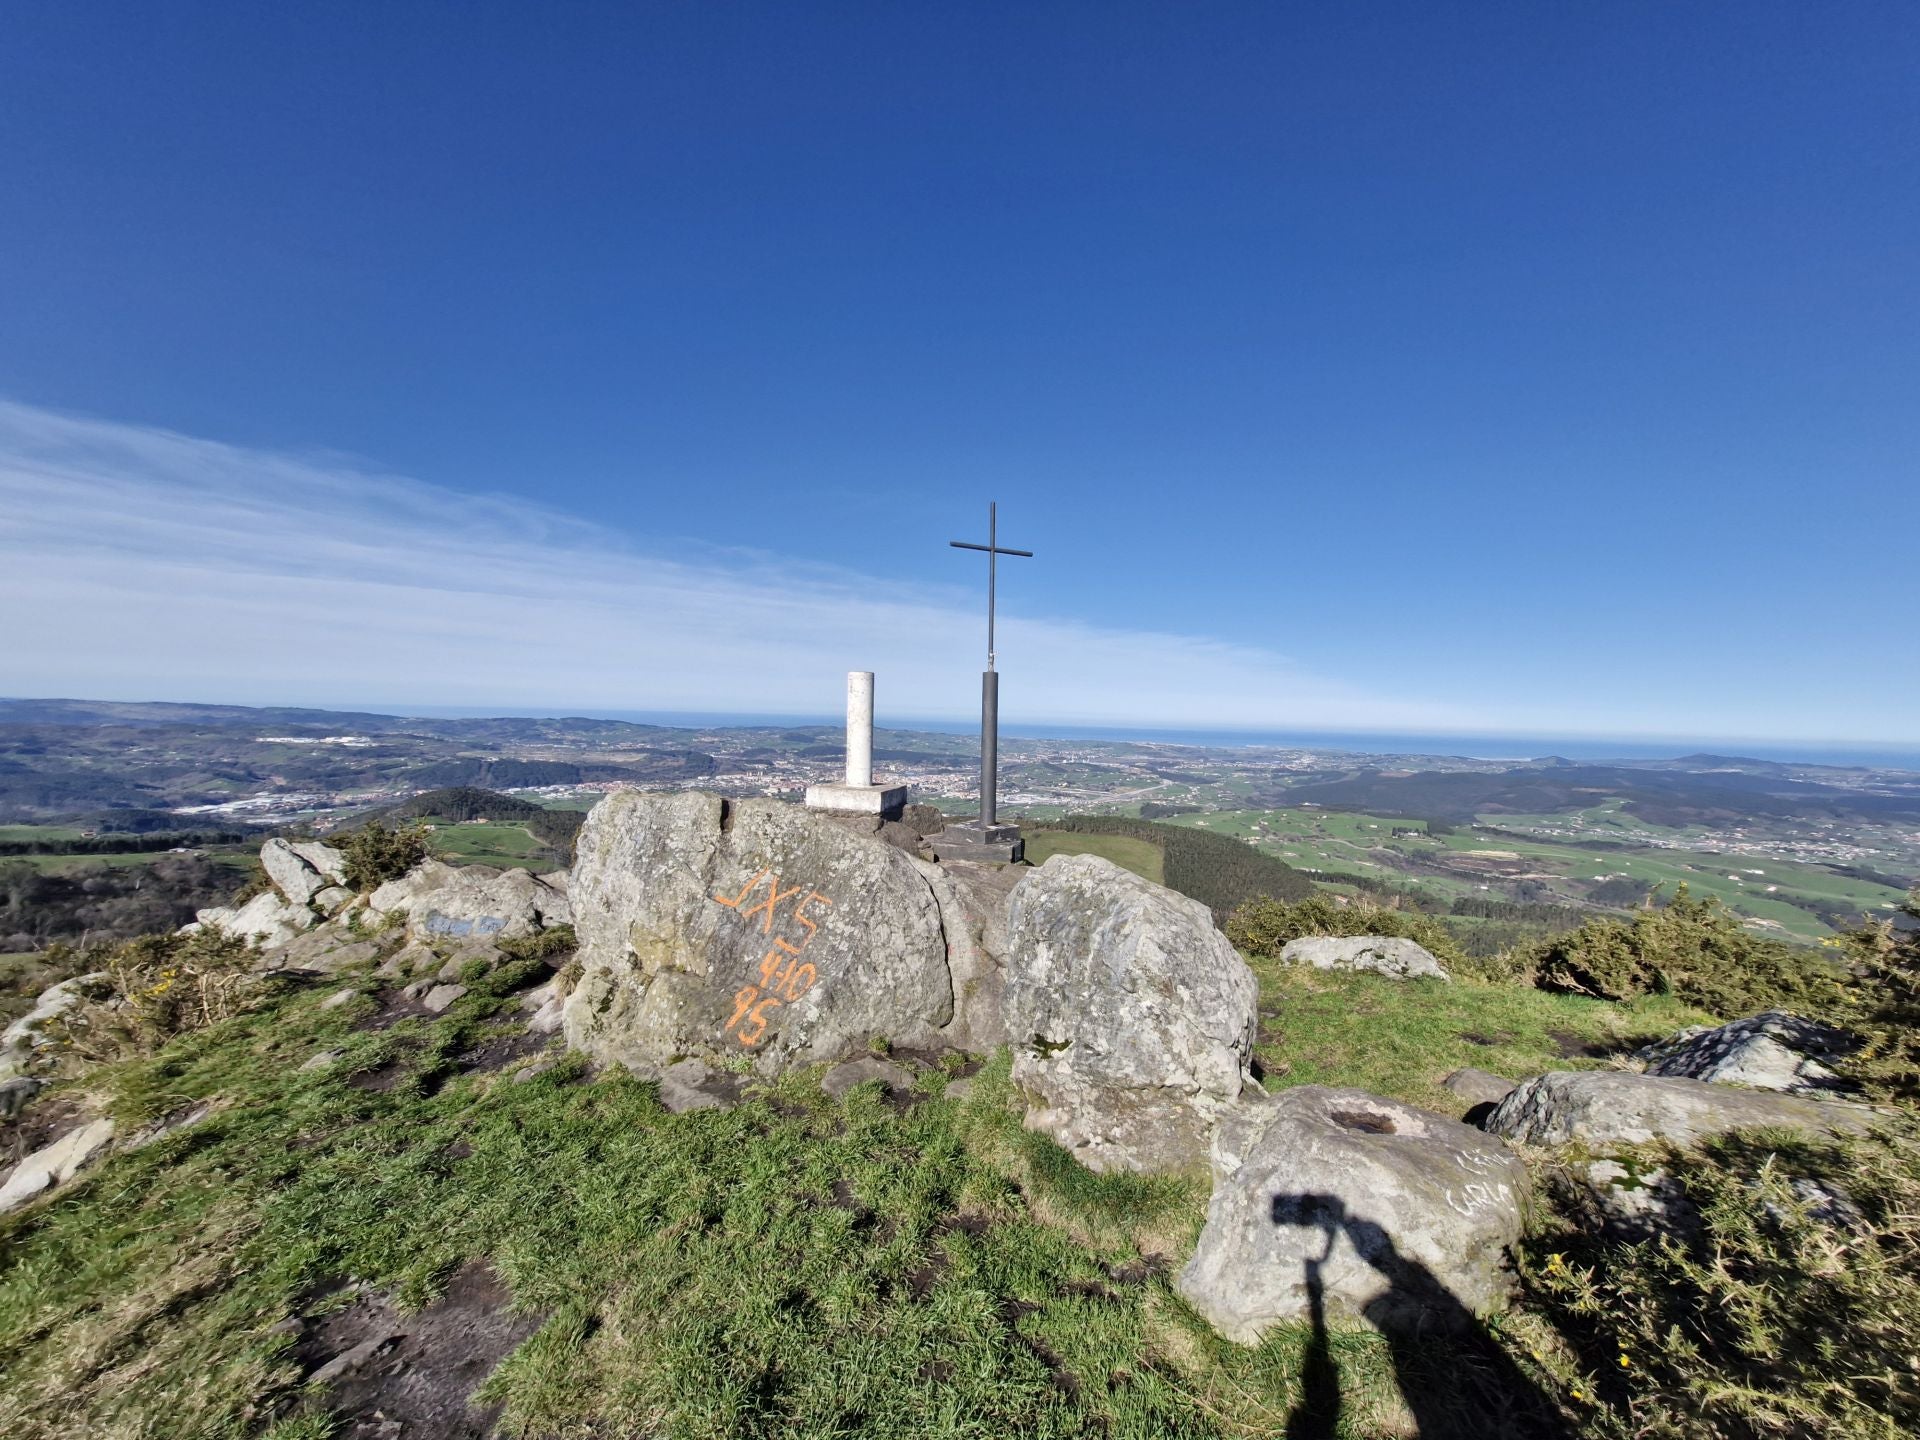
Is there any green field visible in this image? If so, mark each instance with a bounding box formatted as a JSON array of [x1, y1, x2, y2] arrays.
[[1163, 807, 1907, 942], [428, 821, 551, 869], [4, 848, 255, 875], [1023, 830, 1164, 885], [0, 825, 87, 844]]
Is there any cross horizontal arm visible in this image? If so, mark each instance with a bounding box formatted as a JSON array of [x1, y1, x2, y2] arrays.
[[949, 541, 1035, 557]]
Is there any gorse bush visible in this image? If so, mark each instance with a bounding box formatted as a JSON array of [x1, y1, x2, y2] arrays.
[[1525, 1127, 1920, 1439], [1226, 893, 1467, 968], [337, 819, 432, 892], [45, 926, 260, 1066], [1517, 885, 1849, 1017], [1839, 889, 1920, 1102]]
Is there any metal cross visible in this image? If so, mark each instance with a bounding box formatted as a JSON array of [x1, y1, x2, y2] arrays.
[[949, 502, 1032, 832], [949, 501, 1033, 671]]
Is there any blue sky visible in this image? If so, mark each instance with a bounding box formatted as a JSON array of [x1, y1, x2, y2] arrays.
[[3, 4, 1915, 744]]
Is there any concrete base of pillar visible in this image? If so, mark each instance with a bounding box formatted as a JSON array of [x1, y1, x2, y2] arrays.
[[933, 820, 1024, 864], [804, 782, 909, 818]]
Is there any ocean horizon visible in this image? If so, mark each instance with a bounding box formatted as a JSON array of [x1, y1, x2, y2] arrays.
[[381, 705, 1920, 774]]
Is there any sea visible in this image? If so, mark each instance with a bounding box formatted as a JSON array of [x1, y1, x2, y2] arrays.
[[391, 706, 1920, 773]]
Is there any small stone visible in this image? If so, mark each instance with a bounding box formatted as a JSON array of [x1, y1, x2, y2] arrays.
[[401, 980, 431, 1000], [125, 1103, 213, 1151], [308, 1333, 399, 1386], [943, 1076, 976, 1102], [1442, 1067, 1516, 1109], [299, 1049, 343, 1073], [421, 984, 468, 1014], [320, 988, 359, 1011], [656, 1058, 736, 1112], [822, 1056, 915, 1100], [0, 1075, 45, 1120]]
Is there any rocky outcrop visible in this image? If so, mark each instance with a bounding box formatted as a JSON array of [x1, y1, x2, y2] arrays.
[[1004, 854, 1258, 1173], [365, 862, 570, 943], [1, 973, 109, 1080], [190, 838, 354, 948], [261, 838, 348, 908], [190, 888, 315, 949], [1177, 1087, 1527, 1342], [1485, 1070, 1879, 1148], [0, 1117, 115, 1214], [1634, 1011, 1857, 1094], [1280, 935, 1449, 981], [562, 791, 986, 1077]]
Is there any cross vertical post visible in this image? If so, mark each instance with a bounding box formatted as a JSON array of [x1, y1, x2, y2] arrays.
[[950, 502, 1032, 838]]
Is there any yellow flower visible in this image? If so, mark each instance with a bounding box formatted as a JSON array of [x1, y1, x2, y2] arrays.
[[1571, 1388, 1585, 1401], [1618, 1354, 1632, 1368]]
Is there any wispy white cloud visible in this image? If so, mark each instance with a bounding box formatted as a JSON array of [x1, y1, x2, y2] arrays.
[[0, 400, 1474, 729]]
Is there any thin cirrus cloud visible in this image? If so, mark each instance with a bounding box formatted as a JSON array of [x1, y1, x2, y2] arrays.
[[0, 399, 1469, 730]]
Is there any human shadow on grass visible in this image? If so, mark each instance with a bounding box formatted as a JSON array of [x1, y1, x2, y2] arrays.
[[1271, 1192, 1574, 1440]]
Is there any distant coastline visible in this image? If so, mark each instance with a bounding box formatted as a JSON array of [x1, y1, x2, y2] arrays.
[[380, 705, 1920, 774]]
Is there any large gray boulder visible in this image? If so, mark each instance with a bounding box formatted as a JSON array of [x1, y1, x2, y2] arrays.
[[1004, 854, 1257, 1173], [366, 861, 571, 943], [1177, 1087, 1527, 1342], [189, 888, 313, 948], [1280, 935, 1449, 981], [1485, 1070, 1879, 1148], [1634, 1011, 1856, 1094], [260, 838, 347, 909], [562, 792, 972, 1076]]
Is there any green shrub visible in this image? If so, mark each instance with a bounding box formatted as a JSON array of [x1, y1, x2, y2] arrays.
[[45, 927, 261, 1065], [496, 923, 577, 965], [1226, 892, 1467, 968], [1838, 889, 1920, 1102], [337, 819, 432, 892], [1524, 1126, 1920, 1438], [1518, 885, 1848, 1017]]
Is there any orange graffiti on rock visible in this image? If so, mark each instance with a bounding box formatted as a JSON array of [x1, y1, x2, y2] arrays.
[[711, 871, 834, 1047]]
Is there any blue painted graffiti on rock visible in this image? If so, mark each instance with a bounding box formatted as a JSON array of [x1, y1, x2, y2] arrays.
[[422, 912, 509, 938]]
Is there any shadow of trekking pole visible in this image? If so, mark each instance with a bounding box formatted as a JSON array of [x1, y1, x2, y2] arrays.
[[1284, 1222, 1343, 1440], [1272, 1192, 1574, 1440]]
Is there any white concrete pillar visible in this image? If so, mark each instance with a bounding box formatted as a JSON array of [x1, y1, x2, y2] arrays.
[[845, 671, 874, 788]]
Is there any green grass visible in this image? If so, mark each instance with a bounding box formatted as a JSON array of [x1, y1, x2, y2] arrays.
[[1023, 831, 1165, 886], [0, 959, 1609, 1439], [427, 821, 550, 870], [1246, 959, 1715, 1113], [4, 848, 256, 874]]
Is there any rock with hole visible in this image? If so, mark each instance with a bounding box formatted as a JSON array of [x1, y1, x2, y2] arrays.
[[1176, 1086, 1527, 1341]]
